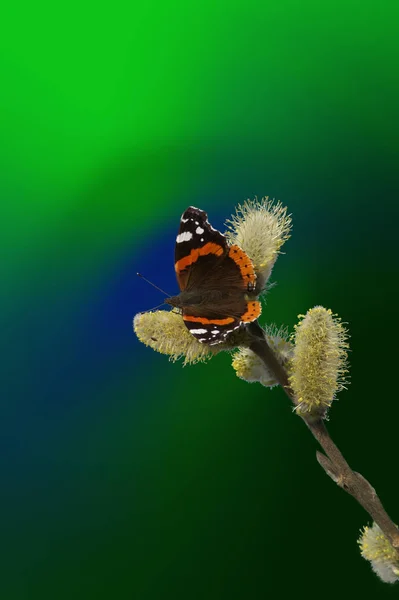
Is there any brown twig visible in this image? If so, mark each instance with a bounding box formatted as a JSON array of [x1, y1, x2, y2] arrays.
[[247, 321, 399, 552]]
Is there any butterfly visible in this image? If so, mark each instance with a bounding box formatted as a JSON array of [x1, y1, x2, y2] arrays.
[[165, 206, 261, 345]]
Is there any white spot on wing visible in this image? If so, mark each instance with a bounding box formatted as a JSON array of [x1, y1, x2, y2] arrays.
[[190, 328, 207, 335], [176, 231, 193, 243], [211, 330, 219, 334], [181, 217, 189, 223], [196, 226, 204, 234]]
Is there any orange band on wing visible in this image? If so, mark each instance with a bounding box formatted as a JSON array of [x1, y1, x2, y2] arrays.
[[228, 245, 256, 286], [175, 242, 224, 274], [183, 315, 235, 325], [240, 300, 262, 323]]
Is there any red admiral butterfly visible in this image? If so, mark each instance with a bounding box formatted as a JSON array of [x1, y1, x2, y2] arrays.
[[165, 206, 262, 345]]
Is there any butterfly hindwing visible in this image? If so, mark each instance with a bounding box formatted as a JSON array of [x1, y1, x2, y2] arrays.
[[182, 295, 262, 345], [182, 314, 241, 345]]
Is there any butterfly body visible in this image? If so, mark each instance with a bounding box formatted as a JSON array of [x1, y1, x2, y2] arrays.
[[166, 206, 261, 345]]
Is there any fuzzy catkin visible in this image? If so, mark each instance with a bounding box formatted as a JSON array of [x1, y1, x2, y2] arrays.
[[133, 310, 217, 365], [358, 523, 399, 583], [289, 307, 349, 417], [232, 327, 293, 387], [225, 197, 291, 290]]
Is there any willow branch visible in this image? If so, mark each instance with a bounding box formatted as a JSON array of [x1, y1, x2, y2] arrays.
[[247, 321, 399, 553]]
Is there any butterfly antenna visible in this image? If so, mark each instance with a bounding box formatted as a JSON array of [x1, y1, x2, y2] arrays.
[[136, 273, 171, 297]]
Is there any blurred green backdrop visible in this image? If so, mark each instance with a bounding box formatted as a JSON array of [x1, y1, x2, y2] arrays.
[[2, 1, 399, 598]]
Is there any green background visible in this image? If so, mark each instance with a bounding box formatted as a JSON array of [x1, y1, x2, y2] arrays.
[[2, 1, 399, 598]]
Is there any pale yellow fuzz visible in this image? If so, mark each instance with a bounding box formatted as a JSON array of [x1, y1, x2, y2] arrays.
[[289, 306, 349, 417], [133, 310, 220, 365], [232, 327, 293, 387], [225, 197, 292, 288], [358, 523, 399, 583]]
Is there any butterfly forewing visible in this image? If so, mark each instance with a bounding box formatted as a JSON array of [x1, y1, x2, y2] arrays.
[[174, 206, 227, 291]]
